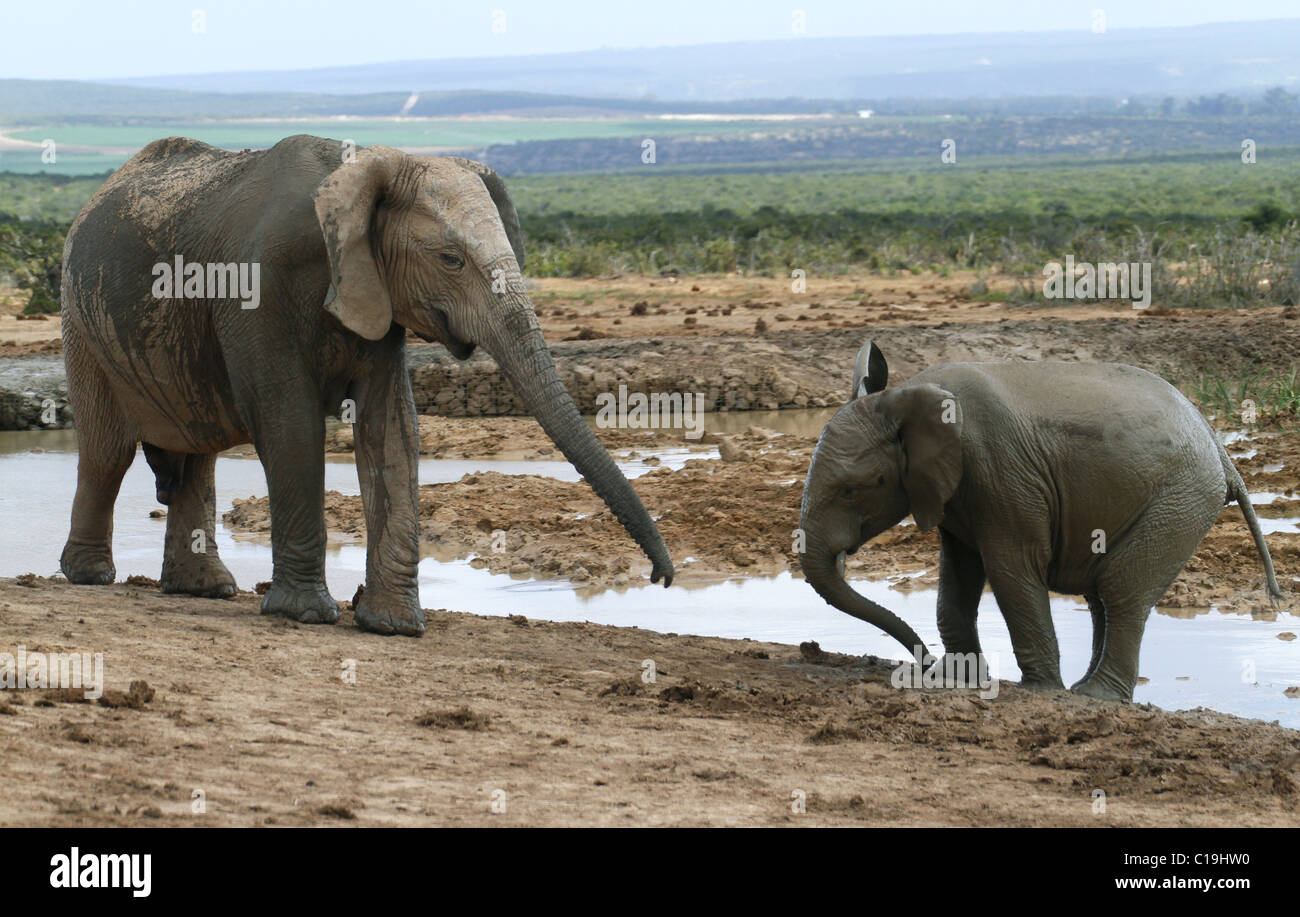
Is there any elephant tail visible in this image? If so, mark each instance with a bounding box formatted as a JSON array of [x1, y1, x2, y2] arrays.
[[1220, 445, 1285, 609]]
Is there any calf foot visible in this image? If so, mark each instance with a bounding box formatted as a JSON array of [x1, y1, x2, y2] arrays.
[[260, 580, 340, 624], [354, 589, 425, 637], [60, 542, 115, 585], [926, 652, 992, 688]]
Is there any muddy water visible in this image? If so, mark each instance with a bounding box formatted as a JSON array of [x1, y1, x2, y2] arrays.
[[1, 427, 1297, 727]]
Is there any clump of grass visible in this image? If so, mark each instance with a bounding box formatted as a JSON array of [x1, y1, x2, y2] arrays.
[[414, 707, 491, 730], [1189, 365, 1300, 429]]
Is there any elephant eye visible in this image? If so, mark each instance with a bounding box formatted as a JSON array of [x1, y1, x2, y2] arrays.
[[439, 251, 464, 271], [876, 475, 885, 486]]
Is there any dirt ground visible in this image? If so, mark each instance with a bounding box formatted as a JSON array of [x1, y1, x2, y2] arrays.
[[1, 577, 1298, 827], [2, 271, 1299, 827], [8, 269, 1289, 354]]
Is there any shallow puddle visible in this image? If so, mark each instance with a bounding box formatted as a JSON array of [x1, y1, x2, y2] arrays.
[[1, 427, 1297, 727]]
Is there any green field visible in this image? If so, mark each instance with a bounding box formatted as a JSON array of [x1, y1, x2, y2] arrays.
[[509, 150, 1300, 220], [4, 144, 1299, 312]]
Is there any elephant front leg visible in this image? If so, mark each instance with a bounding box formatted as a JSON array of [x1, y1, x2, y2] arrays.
[[349, 343, 424, 636], [929, 530, 988, 687], [986, 566, 1065, 692], [935, 529, 985, 655], [256, 411, 339, 625]]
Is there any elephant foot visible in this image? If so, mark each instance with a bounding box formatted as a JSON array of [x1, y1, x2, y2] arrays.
[[925, 652, 991, 688], [354, 589, 425, 637], [60, 543, 116, 585], [1017, 675, 1065, 693], [161, 555, 238, 599], [260, 580, 340, 625], [1071, 677, 1133, 703]]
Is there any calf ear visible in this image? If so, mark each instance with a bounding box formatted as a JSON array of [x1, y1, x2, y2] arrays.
[[852, 340, 888, 400], [313, 146, 405, 341], [880, 383, 963, 531]]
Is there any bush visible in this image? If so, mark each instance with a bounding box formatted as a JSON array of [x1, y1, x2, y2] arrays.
[[22, 286, 59, 315]]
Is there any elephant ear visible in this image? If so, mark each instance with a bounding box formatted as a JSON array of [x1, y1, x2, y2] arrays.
[[847, 338, 889, 398], [880, 383, 963, 531], [447, 157, 525, 270], [313, 146, 406, 341], [851, 339, 888, 400]]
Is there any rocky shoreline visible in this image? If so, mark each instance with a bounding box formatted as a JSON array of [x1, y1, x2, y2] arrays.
[[2, 311, 1296, 430]]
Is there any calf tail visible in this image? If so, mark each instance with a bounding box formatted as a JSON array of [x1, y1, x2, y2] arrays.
[[1220, 444, 1285, 608]]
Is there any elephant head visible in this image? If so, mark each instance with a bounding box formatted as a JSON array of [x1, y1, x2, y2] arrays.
[[312, 146, 673, 586], [798, 341, 963, 662]]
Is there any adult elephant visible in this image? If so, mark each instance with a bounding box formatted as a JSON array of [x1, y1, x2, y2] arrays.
[[59, 135, 674, 635]]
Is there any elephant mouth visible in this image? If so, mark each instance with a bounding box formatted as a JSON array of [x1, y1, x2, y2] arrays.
[[420, 308, 476, 360]]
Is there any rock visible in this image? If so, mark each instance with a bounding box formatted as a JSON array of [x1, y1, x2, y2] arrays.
[[729, 545, 756, 567], [770, 374, 799, 403], [718, 437, 753, 463], [331, 426, 355, 451]]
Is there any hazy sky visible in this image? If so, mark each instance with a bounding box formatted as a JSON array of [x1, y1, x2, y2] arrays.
[[6, 0, 1298, 80]]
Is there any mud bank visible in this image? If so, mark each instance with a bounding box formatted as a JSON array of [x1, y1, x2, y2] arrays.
[[404, 309, 1300, 418], [3, 305, 1297, 430], [0, 355, 71, 430], [1, 577, 1296, 827]]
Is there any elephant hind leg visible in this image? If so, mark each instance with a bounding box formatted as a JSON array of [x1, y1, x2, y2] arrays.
[[160, 451, 236, 598], [1072, 596, 1153, 703], [60, 325, 137, 585], [1075, 506, 1205, 702], [1071, 593, 1107, 691]]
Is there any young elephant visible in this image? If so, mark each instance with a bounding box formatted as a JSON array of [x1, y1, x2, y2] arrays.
[[798, 341, 1283, 701]]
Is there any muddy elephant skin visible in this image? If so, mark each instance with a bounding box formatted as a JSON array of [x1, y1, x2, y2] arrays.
[[59, 135, 674, 636]]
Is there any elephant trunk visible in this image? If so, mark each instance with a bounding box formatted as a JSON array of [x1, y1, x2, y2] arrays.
[[484, 296, 674, 585], [798, 529, 932, 664]]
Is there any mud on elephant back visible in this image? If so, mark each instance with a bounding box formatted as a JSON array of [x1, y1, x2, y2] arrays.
[[57, 134, 674, 636]]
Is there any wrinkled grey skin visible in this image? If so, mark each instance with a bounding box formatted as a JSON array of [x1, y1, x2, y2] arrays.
[[59, 135, 673, 636], [799, 341, 1283, 701]]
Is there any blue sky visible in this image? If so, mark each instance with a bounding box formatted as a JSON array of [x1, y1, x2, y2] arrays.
[[6, 0, 1299, 80]]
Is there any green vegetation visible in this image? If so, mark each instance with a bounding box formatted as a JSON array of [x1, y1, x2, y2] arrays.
[[511, 149, 1300, 308], [3, 142, 1300, 311], [0, 218, 64, 312], [1190, 366, 1300, 429]]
